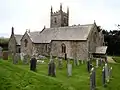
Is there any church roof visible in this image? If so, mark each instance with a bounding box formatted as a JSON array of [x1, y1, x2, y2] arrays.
[[95, 46, 108, 54], [28, 24, 95, 43], [14, 34, 23, 45]]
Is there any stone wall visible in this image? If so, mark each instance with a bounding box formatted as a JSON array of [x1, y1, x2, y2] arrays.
[[21, 32, 33, 56], [32, 43, 50, 56], [51, 40, 88, 60]]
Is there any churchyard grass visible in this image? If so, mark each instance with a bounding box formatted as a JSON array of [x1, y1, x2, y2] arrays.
[[0, 57, 120, 90]]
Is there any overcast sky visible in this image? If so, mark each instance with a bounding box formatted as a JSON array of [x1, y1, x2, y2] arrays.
[[0, 0, 120, 37]]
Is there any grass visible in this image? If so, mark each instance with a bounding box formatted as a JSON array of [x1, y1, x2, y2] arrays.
[[0, 57, 120, 90]]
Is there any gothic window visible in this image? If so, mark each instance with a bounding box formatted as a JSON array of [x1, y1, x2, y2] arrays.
[[24, 39, 28, 47], [54, 17, 57, 24], [61, 43, 66, 53]]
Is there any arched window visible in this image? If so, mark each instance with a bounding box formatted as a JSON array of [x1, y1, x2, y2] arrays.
[[24, 39, 28, 47], [61, 43, 66, 53]]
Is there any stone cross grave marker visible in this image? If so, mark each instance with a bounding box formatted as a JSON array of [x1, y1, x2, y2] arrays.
[[48, 59, 56, 77], [90, 67, 96, 90], [67, 64, 72, 77], [23, 54, 29, 64], [30, 57, 37, 71], [102, 66, 106, 87]]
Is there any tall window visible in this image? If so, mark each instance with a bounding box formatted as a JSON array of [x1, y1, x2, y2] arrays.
[[61, 43, 66, 53], [24, 39, 28, 47]]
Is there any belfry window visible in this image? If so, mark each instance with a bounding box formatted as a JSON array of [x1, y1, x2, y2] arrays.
[[24, 39, 28, 47], [61, 43, 66, 53]]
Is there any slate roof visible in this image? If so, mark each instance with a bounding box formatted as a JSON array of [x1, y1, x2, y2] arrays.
[[14, 34, 23, 45], [27, 24, 95, 43], [95, 46, 108, 54]]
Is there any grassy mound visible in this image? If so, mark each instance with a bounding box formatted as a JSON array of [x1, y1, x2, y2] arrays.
[[1, 57, 120, 90], [0, 60, 72, 90]]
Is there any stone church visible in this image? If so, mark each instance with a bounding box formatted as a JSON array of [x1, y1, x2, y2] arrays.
[[9, 4, 105, 60]]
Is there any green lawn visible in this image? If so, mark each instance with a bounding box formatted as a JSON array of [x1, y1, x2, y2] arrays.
[[0, 57, 120, 90]]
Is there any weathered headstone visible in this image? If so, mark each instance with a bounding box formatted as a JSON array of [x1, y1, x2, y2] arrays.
[[109, 67, 112, 78], [102, 67, 106, 87], [2, 51, 8, 60], [23, 54, 29, 64], [48, 59, 56, 77], [105, 63, 109, 82], [67, 64, 72, 77], [96, 59, 99, 68], [90, 68, 96, 90], [30, 57, 37, 71]]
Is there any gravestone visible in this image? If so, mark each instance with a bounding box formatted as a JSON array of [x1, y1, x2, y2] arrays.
[[87, 60, 91, 72], [2, 51, 8, 60], [74, 58, 79, 66], [58, 58, 62, 69], [109, 67, 112, 78], [67, 64, 72, 77], [13, 53, 20, 64], [0, 46, 3, 59], [96, 59, 99, 68], [81, 60, 84, 64], [23, 54, 29, 64], [48, 59, 56, 77], [105, 63, 109, 82], [102, 67, 106, 87], [90, 68, 96, 90], [30, 57, 37, 71]]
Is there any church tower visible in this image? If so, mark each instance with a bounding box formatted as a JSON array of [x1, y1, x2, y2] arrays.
[[50, 4, 69, 28]]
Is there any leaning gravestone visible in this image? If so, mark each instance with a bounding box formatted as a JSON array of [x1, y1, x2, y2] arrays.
[[23, 54, 29, 64], [67, 64, 72, 77], [30, 57, 37, 71], [48, 59, 56, 77]]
